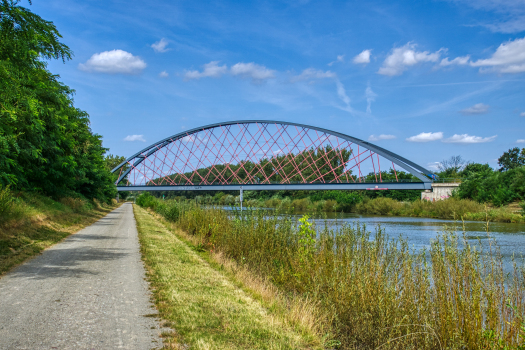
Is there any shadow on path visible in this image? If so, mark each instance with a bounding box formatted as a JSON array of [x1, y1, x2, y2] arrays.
[[8, 247, 129, 280]]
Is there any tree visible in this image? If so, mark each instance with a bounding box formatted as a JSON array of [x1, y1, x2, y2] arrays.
[[459, 163, 493, 178], [0, 1, 116, 200], [498, 147, 525, 172], [437, 155, 469, 177]]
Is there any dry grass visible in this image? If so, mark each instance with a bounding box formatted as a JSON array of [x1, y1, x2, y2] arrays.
[[133, 204, 324, 349], [0, 192, 120, 275]]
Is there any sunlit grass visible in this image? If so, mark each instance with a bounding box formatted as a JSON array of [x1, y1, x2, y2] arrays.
[[133, 204, 324, 349]]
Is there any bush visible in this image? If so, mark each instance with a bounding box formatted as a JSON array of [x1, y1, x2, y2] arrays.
[[157, 201, 180, 222], [136, 192, 158, 209]]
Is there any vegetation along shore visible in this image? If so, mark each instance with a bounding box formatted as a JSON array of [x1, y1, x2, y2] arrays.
[[136, 193, 525, 349]]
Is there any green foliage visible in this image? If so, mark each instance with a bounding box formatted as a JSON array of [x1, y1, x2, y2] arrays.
[[498, 147, 525, 172], [156, 201, 180, 222], [0, 1, 115, 201], [136, 192, 158, 209], [457, 166, 525, 206]]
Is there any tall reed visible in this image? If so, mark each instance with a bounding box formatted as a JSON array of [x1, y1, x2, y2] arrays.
[[143, 197, 525, 349]]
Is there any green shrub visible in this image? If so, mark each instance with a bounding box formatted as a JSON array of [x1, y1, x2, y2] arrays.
[[157, 201, 180, 222], [136, 192, 158, 209]]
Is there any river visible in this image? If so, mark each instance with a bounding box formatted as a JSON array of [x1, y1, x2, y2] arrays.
[[306, 212, 525, 273]]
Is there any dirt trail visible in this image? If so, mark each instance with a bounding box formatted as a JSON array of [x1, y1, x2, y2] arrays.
[[0, 203, 162, 349]]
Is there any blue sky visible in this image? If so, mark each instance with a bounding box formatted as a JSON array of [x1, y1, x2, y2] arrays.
[[31, 0, 525, 171]]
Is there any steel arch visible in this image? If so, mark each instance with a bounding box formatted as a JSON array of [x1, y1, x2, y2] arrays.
[[112, 120, 435, 191]]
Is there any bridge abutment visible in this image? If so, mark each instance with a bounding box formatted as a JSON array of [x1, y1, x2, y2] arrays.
[[421, 183, 460, 201]]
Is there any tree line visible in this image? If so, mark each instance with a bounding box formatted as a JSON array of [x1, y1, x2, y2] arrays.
[[438, 148, 525, 206]]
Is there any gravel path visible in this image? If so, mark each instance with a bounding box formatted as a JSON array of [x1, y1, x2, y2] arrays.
[[0, 203, 162, 350]]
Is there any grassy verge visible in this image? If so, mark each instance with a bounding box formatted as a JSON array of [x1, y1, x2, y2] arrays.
[[355, 197, 525, 223], [138, 195, 525, 350], [133, 204, 327, 350], [0, 189, 120, 275]]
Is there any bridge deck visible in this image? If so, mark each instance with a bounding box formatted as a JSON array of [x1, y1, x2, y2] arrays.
[[117, 182, 432, 191]]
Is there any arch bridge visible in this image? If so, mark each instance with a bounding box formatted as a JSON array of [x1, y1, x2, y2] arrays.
[[111, 120, 435, 192]]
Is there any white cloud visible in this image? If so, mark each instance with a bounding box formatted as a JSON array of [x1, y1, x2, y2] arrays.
[[521, 112, 525, 116], [182, 135, 194, 143], [427, 162, 441, 171], [368, 134, 396, 141], [124, 135, 146, 142], [470, 37, 525, 73], [230, 62, 275, 82], [440, 55, 471, 66], [353, 50, 371, 64], [184, 61, 228, 80], [406, 132, 444, 142], [378, 43, 442, 76], [151, 38, 169, 53], [78, 50, 146, 74], [365, 86, 377, 114], [159, 71, 169, 78], [291, 68, 336, 82], [328, 55, 345, 66], [442, 134, 497, 143], [517, 139, 525, 143], [335, 80, 351, 106], [460, 103, 490, 115]]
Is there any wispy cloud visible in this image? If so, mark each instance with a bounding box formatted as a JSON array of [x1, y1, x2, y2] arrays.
[[406, 132, 444, 142], [328, 55, 345, 66], [442, 134, 497, 143], [460, 103, 490, 115], [291, 68, 336, 82], [335, 80, 351, 108], [368, 134, 395, 141], [378, 43, 442, 76], [79, 50, 146, 74], [521, 112, 525, 117], [159, 70, 169, 78], [448, 0, 525, 33], [184, 61, 228, 80], [124, 135, 146, 142], [517, 139, 525, 143], [470, 36, 525, 73], [151, 38, 170, 53], [365, 85, 377, 114], [353, 50, 371, 64], [440, 55, 470, 66]]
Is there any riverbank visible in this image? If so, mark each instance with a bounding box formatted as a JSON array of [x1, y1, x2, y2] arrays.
[[355, 197, 525, 223], [133, 204, 328, 349], [172, 193, 525, 223], [137, 194, 525, 350], [0, 188, 120, 275]]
